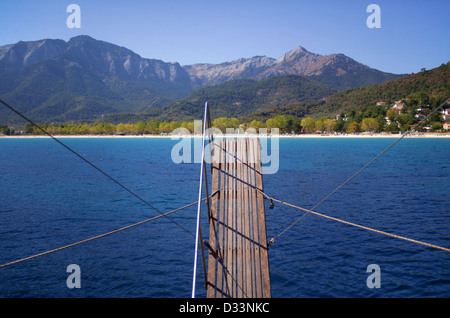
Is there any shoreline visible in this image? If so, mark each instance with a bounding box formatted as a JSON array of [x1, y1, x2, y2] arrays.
[[1, 133, 449, 139]]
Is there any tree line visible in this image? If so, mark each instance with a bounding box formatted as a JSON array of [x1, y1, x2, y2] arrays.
[[2, 101, 446, 136]]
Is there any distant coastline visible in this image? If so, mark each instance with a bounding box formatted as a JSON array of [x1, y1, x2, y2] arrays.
[[1, 133, 449, 139]]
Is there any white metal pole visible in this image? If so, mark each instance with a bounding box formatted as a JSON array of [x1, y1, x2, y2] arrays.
[[191, 102, 208, 298]]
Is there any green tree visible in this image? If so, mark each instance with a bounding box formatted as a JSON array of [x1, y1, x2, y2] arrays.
[[323, 119, 336, 132], [397, 114, 415, 126], [314, 119, 325, 132], [409, 91, 430, 106], [116, 123, 126, 134], [273, 115, 288, 132], [102, 123, 116, 135], [376, 115, 386, 132], [284, 115, 301, 133], [185, 121, 195, 133], [387, 109, 399, 122], [169, 121, 180, 132], [179, 121, 190, 132], [146, 120, 160, 134], [228, 118, 240, 129], [24, 122, 34, 134], [334, 119, 346, 132], [361, 118, 379, 132], [429, 110, 443, 123], [430, 122, 443, 132], [135, 121, 147, 134], [212, 117, 230, 132], [347, 121, 361, 134], [248, 120, 266, 130], [159, 121, 172, 134], [0, 125, 10, 135], [78, 123, 90, 135], [385, 122, 399, 133], [301, 117, 315, 133], [265, 118, 277, 132]]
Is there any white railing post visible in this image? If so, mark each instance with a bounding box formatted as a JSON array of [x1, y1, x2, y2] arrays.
[[191, 102, 209, 298]]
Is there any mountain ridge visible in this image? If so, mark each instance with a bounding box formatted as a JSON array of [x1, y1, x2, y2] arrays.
[[0, 35, 405, 125], [0, 35, 192, 86], [183, 44, 402, 90]]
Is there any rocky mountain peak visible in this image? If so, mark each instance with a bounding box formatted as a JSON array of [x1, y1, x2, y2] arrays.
[[182, 44, 401, 89], [275, 45, 311, 64], [0, 38, 66, 72]]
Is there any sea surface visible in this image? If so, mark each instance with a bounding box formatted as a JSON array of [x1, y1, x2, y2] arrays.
[[0, 137, 449, 298]]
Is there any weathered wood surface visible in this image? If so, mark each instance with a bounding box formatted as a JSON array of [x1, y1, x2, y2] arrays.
[[207, 138, 271, 298]]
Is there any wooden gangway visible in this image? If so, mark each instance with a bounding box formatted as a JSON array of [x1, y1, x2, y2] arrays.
[[206, 137, 271, 298]]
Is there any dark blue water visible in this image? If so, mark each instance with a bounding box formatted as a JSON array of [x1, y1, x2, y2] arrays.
[[0, 137, 449, 298]]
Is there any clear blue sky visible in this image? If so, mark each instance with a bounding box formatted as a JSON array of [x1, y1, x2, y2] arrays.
[[1, 0, 449, 74]]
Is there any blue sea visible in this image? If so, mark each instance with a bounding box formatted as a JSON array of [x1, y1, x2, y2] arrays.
[[0, 137, 449, 298]]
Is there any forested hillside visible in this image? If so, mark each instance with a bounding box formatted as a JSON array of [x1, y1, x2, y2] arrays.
[[243, 62, 450, 121], [102, 75, 336, 123]]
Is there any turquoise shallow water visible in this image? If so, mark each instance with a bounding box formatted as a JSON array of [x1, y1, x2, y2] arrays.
[[0, 137, 449, 297]]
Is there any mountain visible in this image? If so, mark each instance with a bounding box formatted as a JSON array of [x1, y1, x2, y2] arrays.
[[242, 62, 450, 121], [0, 36, 192, 87], [183, 55, 276, 88], [125, 75, 337, 122], [0, 35, 404, 125], [0, 35, 193, 124], [183, 45, 402, 90]]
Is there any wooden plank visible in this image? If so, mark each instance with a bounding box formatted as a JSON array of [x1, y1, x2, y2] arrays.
[[230, 138, 239, 297], [242, 138, 253, 298], [229, 139, 236, 298], [239, 139, 245, 298], [206, 140, 221, 298], [244, 138, 252, 297], [236, 139, 243, 297], [255, 138, 271, 298], [249, 138, 262, 297], [206, 137, 271, 298], [225, 138, 234, 297], [216, 139, 226, 297]]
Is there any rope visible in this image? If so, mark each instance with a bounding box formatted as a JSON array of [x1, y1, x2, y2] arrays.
[[309, 97, 450, 214], [0, 99, 193, 237], [267, 98, 450, 246], [260, 191, 450, 253], [0, 197, 209, 269]]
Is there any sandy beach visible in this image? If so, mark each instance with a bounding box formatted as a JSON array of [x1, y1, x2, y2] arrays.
[[1, 133, 449, 139]]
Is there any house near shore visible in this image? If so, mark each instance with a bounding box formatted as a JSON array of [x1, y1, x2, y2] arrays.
[[441, 109, 450, 121], [415, 114, 426, 120], [335, 114, 348, 121], [385, 116, 391, 125], [392, 102, 405, 111], [416, 107, 428, 113]]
